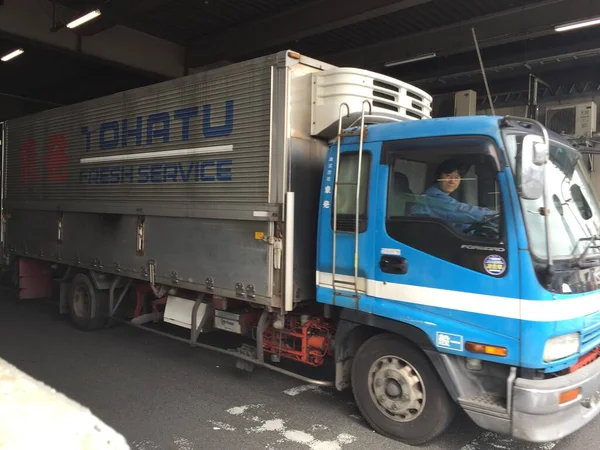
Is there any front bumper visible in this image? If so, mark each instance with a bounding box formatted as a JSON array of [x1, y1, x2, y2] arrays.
[[511, 355, 600, 442], [464, 355, 600, 442]]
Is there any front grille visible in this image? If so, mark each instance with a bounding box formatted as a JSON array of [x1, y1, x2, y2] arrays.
[[581, 315, 600, 353]]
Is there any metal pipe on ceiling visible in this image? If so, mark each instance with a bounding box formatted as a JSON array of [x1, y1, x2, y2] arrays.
[[0, 92, 63, 106]]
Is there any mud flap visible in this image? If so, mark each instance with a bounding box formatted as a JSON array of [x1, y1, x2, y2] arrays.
[[18, 258, 53, 300]]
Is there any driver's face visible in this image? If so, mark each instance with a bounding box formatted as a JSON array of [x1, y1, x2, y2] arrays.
[[439, 170, 461, 194]]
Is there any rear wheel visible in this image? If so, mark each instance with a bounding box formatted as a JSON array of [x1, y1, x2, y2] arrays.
[[351, 333, 455, 445], [67, 273, 109, 331]]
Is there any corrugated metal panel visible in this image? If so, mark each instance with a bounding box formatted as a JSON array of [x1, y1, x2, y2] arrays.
[[4, 55, 276, 218], [125, 0, 306, 43], [3, 55, 331, 304]]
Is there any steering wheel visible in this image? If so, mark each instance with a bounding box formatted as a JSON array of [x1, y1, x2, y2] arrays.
[[464, 213, 500, 237]]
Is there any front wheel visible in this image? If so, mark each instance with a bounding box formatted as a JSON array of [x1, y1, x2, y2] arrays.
[[351, 333, 456, 445]]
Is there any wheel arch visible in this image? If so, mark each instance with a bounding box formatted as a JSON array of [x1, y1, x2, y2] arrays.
[[334, 309, 459, 400]]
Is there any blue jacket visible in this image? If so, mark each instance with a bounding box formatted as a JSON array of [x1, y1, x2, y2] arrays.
[[410, 185, 496, 231]]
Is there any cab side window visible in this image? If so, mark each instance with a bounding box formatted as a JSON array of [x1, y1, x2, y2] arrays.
[[333, 152, 371, 233], [384, 138, 507, 276]]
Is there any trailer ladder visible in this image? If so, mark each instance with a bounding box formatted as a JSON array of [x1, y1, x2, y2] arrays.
[[331, 100, 371, 307]]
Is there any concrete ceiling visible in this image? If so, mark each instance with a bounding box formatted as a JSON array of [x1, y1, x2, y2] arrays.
[[0, 0, 599, 120]]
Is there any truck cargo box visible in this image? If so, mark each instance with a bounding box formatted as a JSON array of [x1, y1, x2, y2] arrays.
[[1, 50, 432, 310]]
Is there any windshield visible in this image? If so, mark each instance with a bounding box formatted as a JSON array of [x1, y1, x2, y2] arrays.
[[504, 130, 600, 262]]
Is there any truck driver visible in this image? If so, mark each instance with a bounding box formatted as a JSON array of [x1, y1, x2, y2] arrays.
[[410, 158, 499, 234]]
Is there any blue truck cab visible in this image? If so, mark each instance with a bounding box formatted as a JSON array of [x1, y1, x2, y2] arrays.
[[317, 114, 600, 444]]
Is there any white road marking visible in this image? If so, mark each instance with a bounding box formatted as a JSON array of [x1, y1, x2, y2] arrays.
[[266, 440, 288, 450], [285, 429, 314, 444], [284, 384, 320, 396], [132, 440, 159, 450], [248, 419, 286, 433], [173, 436, 195, 450], [460, 432, 558, 450], [313, 388, 335, 398], [226, 403, 358, 450], [225, 404, 264, 415], [283, 384, 337, 399], [208, 420, 236, 431], [337, 434, 358, 445]]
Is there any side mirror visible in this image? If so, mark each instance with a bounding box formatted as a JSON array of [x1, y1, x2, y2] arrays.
[[518, 134, 548, 200]]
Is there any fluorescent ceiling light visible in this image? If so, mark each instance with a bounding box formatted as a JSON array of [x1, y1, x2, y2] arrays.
[[67, 9, 101, 29], [385, 52, 437, 67], [1, 48, 24, 62], [555, 16, 600, 32]]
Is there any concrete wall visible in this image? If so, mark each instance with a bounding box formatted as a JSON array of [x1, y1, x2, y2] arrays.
[[0, 0, 185, 78], [0, 357, 130, 449]]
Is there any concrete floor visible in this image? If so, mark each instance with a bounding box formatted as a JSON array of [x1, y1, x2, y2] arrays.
[[0, 294, 598, 450]]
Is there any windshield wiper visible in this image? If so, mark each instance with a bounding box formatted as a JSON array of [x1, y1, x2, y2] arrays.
[[573, 234, 600, 267]]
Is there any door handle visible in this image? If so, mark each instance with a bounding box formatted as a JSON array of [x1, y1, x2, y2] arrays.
[[380, 255, 408, 274]]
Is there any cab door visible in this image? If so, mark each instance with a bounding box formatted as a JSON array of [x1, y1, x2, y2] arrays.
[[316, 141, 379, 314], [371, 135, 521, 361]]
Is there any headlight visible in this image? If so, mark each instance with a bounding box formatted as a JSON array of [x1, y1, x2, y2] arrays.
[[543, 333, 580, 362]]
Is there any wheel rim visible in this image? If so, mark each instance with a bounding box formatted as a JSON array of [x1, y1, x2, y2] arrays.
[[72, 286, 90, 319], [368, 355, 426, 422]]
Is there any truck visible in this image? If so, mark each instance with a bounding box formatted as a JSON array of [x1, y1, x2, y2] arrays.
[[2, 50, 600, 445]]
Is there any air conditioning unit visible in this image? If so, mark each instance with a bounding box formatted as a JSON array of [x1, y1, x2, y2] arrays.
[[545, 101, 597, 138], [432, 90, 477, 117]]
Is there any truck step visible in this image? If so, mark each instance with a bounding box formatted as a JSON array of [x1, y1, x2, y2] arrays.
[[333, 291, 359, 299], [459, 394, 508, 418], [333, 279, 356, 286]]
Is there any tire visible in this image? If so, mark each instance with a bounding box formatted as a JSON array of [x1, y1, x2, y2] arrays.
[[67, 273, 109, 331], [351, 333, 456, 445]]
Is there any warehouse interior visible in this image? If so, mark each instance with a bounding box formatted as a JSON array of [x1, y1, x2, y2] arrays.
[[1, 0, 599, 120], [4, 0, 600, 182], [3, 1, 600, 448]]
